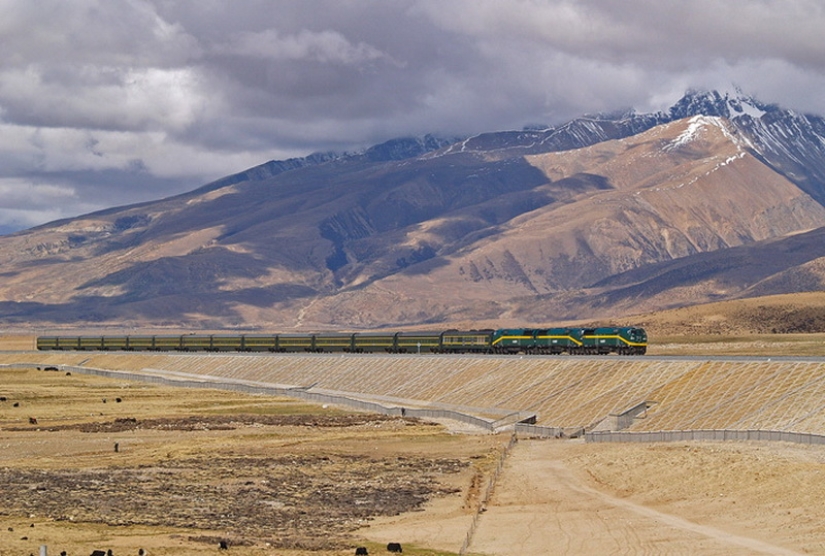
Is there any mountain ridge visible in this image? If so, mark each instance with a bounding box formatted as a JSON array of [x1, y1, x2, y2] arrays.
[[3, 90, 825, 330]]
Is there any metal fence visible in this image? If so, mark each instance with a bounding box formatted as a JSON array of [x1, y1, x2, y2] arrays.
[[515, 423, 585, 439], [7, 363, 506, 431], [459, 432, 518, 556], [585, 429, 825, 445]]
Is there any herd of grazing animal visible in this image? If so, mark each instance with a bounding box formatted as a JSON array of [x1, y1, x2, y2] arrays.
[[355, 544, 403, 554], [0, 381, 123, 428], [1, 547, 145, 555]]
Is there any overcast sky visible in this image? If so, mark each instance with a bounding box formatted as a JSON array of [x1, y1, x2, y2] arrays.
[[2, 0, 825, 234]]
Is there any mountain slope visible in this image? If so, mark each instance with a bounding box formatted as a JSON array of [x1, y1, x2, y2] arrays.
[[2, 91, 825, 329], [290, 116, 825, 326]]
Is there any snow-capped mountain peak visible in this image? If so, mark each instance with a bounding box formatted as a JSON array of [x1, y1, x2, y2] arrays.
[[667, 89, 772, 122], [726, 94, 767, 119]]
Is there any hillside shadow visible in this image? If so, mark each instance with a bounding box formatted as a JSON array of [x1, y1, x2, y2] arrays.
[[589, 226, 825, 308], [7, 248, 323, 324], [0, 281, 318, 325]]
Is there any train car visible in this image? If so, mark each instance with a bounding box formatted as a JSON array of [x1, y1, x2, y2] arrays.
[[490, 328, 533, 354], [240, 334, 278, 352], [581, 327, 647, 355], [77, 336, 104, 350], [621, 327, 648, 355], [353, 332, 396, 353], [534, 328, 584, 354], [36, 336, 63, 350], [180, 334, 213, 351], [152, 335, 183, 351], [276, 334, 315, 352], [314, 332, 355, 352], [101, 336, 130, 350], [125, 335, 155, 350], [210, 335, 245, 351], [440, 330, 494, 353], [395, 331, 442, 353]]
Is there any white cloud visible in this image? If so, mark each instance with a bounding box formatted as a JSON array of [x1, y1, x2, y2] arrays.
[[412, 0, 825, 71], [0, 65, 206, 132], [0, 0, 200, 69], [223, 28, 392, 65], [0, 0, 824, 233], [0, 177, 90, 229]]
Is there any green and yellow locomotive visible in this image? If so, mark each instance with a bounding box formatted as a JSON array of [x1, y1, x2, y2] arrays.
[[37, 326, 647, 355]]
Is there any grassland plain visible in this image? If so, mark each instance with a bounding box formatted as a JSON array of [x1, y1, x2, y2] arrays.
[[0, 366, 506, 556]]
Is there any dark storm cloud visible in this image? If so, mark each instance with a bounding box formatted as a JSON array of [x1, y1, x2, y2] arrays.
[[1, 0, 824, 233]]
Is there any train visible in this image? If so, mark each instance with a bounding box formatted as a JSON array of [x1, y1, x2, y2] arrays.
[[36, 326, 647, 355]]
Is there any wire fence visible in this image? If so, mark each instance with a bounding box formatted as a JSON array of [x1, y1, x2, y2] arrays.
[[6, 363, 514, 432], [515, 423, 585, 439], [585, 429, 825, 444], [459, 432, 518, 556]]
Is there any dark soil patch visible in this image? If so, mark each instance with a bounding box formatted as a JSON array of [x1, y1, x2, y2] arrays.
[[0, 451, 465, 549], [11, 413, 426, 433], [1, 414, 464, 549]]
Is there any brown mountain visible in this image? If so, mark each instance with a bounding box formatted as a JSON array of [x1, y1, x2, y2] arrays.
[[292, 116, 825, 327], [2, 94, 825, 330]]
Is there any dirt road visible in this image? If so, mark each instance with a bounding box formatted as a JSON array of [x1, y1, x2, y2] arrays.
[[469, 440, 806, 555], [363, 437, 825, 555]]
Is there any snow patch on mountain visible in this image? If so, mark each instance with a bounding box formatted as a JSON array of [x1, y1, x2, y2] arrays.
[[729, 97, 766, 120], [664, 115, 735, 151], [667, 116, 710, 149], [721, 152, 746, 166]]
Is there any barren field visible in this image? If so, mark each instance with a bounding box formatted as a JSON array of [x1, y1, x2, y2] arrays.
[[471, 440, 825, 555], [0, 367, 505, 556]]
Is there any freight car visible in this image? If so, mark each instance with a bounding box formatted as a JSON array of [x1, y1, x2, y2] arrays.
[[36, 326, 647, 355]]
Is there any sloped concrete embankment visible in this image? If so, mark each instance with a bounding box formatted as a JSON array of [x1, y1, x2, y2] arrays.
[[4, 354, 825, 438]]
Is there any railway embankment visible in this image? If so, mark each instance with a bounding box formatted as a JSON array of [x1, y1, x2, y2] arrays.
[[3, 352, 825, 437]]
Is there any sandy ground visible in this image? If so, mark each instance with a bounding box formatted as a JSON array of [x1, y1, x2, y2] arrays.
[[363, 437, 825, 555]]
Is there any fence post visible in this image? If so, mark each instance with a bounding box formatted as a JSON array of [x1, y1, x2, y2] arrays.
[[458, 432, 517, 555]]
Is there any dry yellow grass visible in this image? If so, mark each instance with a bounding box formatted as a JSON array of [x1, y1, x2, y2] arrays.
[[0, 334, 36, 351], [464, 440, 825, 555], [636, 291, 825, 337], [0, 367, 504, 556]]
